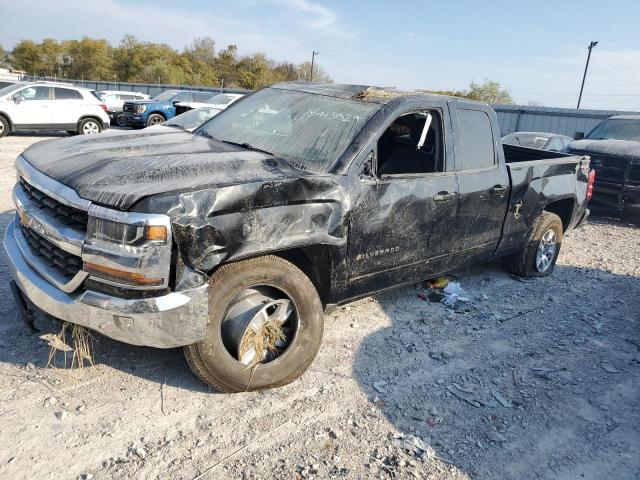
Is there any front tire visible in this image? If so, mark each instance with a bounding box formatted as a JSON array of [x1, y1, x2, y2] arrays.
[[78, 118, 102, 135], [507, 211, 563, 277], [0, 116, 9, 138], [146, 113, 165, 127], [184, 255, 324, 392]]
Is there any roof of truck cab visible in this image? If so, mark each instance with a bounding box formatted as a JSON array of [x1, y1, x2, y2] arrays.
[[271, 82, 487, 106]]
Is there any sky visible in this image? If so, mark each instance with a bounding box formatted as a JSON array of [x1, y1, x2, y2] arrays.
[[1, 0, 639, 110]]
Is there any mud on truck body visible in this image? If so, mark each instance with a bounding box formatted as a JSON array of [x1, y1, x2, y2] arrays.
[[5, 83, 593, 392]]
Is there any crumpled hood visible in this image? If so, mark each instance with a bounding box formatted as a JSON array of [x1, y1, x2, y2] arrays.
[[570, 138, 640, 158], [21, 129, 305, 210]]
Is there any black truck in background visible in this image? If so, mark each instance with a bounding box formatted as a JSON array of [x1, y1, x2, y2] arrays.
[[570, 115, 640, 218], [5, 83, 592, 392]]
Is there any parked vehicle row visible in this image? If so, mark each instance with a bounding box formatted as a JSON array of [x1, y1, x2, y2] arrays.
[[4, 83, 593, 392], [123, 91, 244, 128]]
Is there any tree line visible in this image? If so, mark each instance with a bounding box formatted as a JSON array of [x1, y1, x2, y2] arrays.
[[1, 36, 513, 104], [1, 35, 332, 90]]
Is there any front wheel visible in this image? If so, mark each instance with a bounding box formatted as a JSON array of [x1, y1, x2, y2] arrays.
[[184, 255, 324, 392], [78, 118, 102, 135], [507, 211, 563, 277], [0, 116, 9, 138], [146, 113, 165, 127]]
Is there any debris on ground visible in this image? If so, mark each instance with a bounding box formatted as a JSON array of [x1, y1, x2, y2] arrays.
[[391, 434, 436, 460], [44, 322, 95, 369], [442, 282, 470, 307], [601, 363, 620, 373], [490, 389, 512, 408], [446, 384, 483, 407]]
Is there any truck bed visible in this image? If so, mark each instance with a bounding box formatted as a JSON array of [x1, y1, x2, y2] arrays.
[[496, 144, 591, 256]]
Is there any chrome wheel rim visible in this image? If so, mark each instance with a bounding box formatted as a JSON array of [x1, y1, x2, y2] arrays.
[[148, 115, 163, 125], [116, 114, 127, 127], [221, 286, 297, 366], [535, 228, 557, 272], [82, 121, 100, 134]]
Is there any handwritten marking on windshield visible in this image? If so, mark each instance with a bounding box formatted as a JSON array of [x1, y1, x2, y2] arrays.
[[300, 110, 362, 123]]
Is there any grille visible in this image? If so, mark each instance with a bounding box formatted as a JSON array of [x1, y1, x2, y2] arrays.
[[20, 178, 88, 230], [21, 224, 83, 280], [123, 103, 135, 113]]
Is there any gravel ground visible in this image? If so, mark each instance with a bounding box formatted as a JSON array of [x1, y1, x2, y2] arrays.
[[0, 134, 638, 480]]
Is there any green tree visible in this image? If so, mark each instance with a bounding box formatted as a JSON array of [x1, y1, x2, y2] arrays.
[[61, 37, 112, 80], [465, 79, 513, 104], [295, 61, 332, 83], [9, 40, 43, 75]]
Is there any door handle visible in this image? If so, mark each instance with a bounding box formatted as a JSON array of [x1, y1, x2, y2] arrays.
[[433, 191, 456, 202], [490, 185, 507, 197]]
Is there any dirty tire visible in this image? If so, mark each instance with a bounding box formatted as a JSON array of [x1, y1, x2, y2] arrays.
[[184, 255, 324, 393], [0, 116, 8, 138], [78, 118, 102, 135], [507, 211, 563, 277], [146, 113, 165, 127]]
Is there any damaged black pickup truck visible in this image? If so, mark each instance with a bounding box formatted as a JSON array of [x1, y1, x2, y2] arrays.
[[5, 83, 593, 392]]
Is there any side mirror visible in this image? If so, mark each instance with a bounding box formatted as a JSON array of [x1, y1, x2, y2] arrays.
[[172, 100, 180, 106], [13, 95, 22, 104], [573, 131, 584, 140]]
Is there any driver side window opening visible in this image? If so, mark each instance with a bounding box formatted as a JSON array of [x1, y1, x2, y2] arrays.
[[376, 110, 444, 176]]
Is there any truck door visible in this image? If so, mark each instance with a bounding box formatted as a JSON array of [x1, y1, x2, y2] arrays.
[[10, 86, 52, 128], [347, 107, 459, 295], [449, 105, 510, 262]]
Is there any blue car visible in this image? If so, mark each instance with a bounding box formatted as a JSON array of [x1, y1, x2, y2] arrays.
[[122, 90, 213, 128]]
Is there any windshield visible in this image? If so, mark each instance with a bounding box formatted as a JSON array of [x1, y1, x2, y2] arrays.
[[206, 94, 236, 105], [587, 119, 640, 142], [165, 107, 219, 130], [153, 91, 178, 101], [198, 88, 380, 173], [0, 82, 25, 96], [503, 133, 550, 149]]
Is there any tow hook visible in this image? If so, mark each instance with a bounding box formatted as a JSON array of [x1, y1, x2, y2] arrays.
[[514, 200, 523, 219]]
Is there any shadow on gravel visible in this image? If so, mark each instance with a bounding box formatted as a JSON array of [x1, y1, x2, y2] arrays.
[[352, 255, 640, 479], [588, 206, 639, 227]]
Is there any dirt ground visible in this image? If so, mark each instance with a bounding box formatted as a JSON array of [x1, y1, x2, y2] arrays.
[[0, 134, 638, 480]]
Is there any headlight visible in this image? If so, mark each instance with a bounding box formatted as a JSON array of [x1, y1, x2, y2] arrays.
[[86, 217, 167, 247], [83, 205, 171, 289], [135, 105, 147, 114]]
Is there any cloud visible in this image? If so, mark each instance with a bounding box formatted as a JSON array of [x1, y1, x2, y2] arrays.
[[271, 0, 338, 30]]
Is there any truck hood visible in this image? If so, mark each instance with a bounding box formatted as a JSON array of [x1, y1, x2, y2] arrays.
[[21, 129, 306, 210], [570, 138, 640, 158]]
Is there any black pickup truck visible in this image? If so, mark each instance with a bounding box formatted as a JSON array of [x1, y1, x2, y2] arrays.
[[569, 115, 640, 218], [5, 83, 592, 392]]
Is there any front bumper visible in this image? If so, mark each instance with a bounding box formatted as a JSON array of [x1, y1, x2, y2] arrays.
[[124, 113, 146, 127], [4, 219, 209, 348]]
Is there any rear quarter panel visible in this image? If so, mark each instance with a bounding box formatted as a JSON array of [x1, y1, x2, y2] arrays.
[[496, 157, 589, 256]]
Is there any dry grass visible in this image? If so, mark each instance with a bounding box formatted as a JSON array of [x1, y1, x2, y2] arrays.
[[353, 87, 409, 101], [42, 322, 95, 369], [239, 321, 286, 366]]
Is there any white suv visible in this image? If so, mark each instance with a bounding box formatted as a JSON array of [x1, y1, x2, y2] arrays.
[[0, 81, 110, 138]]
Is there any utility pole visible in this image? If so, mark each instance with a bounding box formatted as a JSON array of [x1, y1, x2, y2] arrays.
[[310, 51, 319, 82], [577, 41, 598, 109]]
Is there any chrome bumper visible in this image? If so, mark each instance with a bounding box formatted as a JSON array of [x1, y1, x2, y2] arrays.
[[4, 219, 209, 348]]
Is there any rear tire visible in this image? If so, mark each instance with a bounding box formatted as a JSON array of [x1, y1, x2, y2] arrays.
[[184, 255, 324, 392], [78, 118, 102, 135], [0, 116, 9, 138], [146, 113, 165, 127], [116, 113, 127, 128], [507, 211, 563, 277]]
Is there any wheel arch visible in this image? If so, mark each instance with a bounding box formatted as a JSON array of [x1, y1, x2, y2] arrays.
[[543, 197, 574, 232]]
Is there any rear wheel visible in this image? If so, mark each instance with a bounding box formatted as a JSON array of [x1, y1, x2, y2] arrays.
[[184, 255, 324, 392], [146, 113, 165, 127], [78, 118, 102, 135], [507, 211, 563, 277], [0, 116, 9, 138]]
